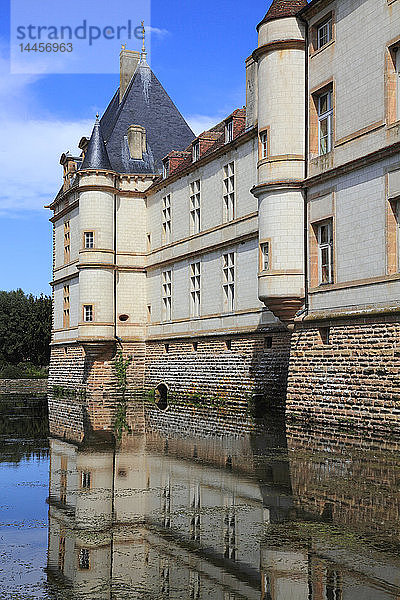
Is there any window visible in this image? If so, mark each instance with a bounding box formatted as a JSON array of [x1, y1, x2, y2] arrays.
[[318, 89, 333, 155], [162, 270, 172, 321], [146, 233, 151, 251], [162, 194, 171, 244], [64, 220, 70, 263], [265, 336, 273, 350], [147, 304, 152, 323], [189, 484, 201, 542], [81, 471, 91, 489], [78, 548, 90, 570], [226, 119, 233, 143], [84, 231, 94, 249], [63, 285, 70, 329], [163, 158, 169, 179], [60, 456, 67, 505], [260, 130, 268, 159], [192, 141, 200, 162], [223, 252, 235, 311], [190, 262, 201, 317], [317, 16, 332, 49], [317, 220, 334, 284], [223, 500, 236, 561], [190, 180, 201, 234], [83, 304, 93, 322], [58, 535, 66, 572], [223, 162, 235, 222], [260, 241, 270, 272]]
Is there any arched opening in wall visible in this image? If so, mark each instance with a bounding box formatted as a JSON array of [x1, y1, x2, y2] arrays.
[[155, 383, 168, 411], [250, 393, 268, 419]]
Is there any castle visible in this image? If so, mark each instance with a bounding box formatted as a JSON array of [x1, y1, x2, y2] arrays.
[[47, 0, 400, 433]]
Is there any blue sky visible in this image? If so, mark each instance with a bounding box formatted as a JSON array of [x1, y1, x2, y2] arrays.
[[0, 0, 273, 296]]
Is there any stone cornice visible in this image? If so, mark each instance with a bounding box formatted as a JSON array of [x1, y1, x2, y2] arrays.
[[306, 141, 400, 187], [251, 180, 304, 197], [252, 39, 306, 63]]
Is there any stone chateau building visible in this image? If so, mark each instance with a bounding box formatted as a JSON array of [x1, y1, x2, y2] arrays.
[[47, 0, 400, 431]]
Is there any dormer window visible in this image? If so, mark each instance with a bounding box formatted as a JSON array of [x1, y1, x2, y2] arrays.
[[192, 142, 200, 162], [163, 159, 169, 179], [226, 119, 234, 143]]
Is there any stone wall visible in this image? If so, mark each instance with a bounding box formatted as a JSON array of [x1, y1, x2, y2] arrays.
[[287, 315, 400, 433], [145, 331, 291, 407], [0, 378, 48, 395]]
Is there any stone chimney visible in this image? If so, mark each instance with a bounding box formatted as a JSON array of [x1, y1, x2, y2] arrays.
[[127, 125, 146, 159], [120, 48, 140, 103]]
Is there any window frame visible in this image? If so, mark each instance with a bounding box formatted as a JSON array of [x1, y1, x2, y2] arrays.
[[84, 231, 94, 249], [259, 129, 269, 160], [223, 162, 235, 222], [63, 284, 70, 329], [317, 220, 334, 285], [226, 119, 234, 143], [259, 240, 271, 272], [317, 16, 332, 50], [190, 261, 201, 318], [222, 252, 235, 312], [83, 304, 93, 323], [63, 220, 70, 264], [190, 180, 201, 235], [162, 270, 172, 322], [318, 88, 333, 155], [192, 141, 200, 162], [162, 194, 172, 245]]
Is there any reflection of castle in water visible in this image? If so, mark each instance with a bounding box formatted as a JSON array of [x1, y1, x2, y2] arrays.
[[47, 425, 400, 600]]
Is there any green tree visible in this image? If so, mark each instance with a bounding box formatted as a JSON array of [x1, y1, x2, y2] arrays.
[[0, 289, 52, 366]]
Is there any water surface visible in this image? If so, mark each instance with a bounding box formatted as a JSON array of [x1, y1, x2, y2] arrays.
[[1, 398, 400, 599]]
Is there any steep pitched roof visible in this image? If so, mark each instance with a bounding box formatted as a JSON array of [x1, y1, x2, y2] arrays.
[[257, 0, 308, 29], [81, 117, 112, 171], [99, 58, 195, 175]]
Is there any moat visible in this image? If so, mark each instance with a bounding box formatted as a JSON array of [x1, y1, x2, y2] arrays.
[[1, 395, 400, 599]]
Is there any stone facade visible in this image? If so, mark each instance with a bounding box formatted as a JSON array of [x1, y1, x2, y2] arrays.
[[47, 0, 400, 434]]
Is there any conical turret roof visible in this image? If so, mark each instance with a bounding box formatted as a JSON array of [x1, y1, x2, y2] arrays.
[[81, 117, 112, 171], [99, 57, 195, 174], [257, 0, 307, 30]]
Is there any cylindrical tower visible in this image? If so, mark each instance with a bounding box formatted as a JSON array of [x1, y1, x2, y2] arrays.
[[252, 0, 307, 322], [78, 119, 115, 342]]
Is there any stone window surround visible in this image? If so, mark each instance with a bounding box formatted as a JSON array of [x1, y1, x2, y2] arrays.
[[259, 238, 271, 273], [309, 215, 336, 288], [83, 230, 95, 249], [385, 36, 400, 127], [223, 161, 235, 223], [258, 126, 270, 161], [310, 78, 335, 159], [309, 10, 335, 56], [82, 304, 94, 323]]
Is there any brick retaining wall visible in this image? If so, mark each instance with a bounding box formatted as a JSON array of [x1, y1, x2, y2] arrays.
[[287, 316, 400, 433]]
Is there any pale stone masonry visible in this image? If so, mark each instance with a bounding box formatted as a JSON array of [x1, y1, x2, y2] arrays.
[[47, 0, 400, 432]]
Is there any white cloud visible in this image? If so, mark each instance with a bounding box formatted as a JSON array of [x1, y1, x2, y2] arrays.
[[186, 114, 222, 136], [0, 44, 91, 217], [0, 119, 92, 217], [147, 26, 170, 38]]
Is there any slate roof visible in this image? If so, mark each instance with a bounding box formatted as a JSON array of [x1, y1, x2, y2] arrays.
[[257, 0, 308, 29], [98, 57, 195, 175], [81, 117, 112, 171]]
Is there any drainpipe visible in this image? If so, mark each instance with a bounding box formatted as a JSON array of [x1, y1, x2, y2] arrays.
[[113, 175, 118, 342], [296, 13, 309, 319]]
